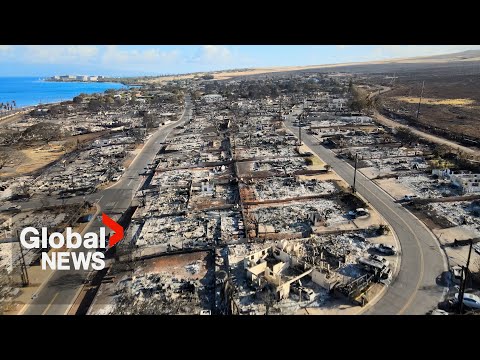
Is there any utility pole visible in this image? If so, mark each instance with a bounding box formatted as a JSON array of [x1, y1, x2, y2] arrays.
[[16, 230, 29, 286], [279, 96, 282, 120], [298, 115, 302, 149], [415, 81, 425, 122], [352, 153, 358, 193], [458, 239, 473, 314]]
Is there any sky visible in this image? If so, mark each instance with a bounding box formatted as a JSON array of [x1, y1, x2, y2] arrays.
[[0, 45, 479, 77]]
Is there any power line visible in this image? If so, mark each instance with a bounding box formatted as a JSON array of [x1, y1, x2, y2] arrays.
[[352, 153, 358, 193]]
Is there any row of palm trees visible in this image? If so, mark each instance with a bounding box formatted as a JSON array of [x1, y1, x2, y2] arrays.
[[0, 100, 17, 113]]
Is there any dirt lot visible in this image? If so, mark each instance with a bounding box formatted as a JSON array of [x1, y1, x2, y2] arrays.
[[0, 143, 66, 178], [142, 251, 210, 280], [87, 251, 214, 315]]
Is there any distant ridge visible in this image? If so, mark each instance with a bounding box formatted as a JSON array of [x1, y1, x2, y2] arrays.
[[139, 49, 480, 84]]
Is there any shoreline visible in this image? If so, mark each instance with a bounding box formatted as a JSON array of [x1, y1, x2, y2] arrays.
[[42, 77, 142, 88], [0, 78, 134, 109], [43, 78, 129, 86]]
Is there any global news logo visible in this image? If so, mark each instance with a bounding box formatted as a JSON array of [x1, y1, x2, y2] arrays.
[[18, 213, 123, 271]]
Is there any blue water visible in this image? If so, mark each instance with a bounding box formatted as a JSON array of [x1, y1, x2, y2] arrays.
[[0, 77, 127, 108]]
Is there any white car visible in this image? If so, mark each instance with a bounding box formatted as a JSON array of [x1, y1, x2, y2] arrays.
[[454, 293, 480, 310], [430, 309, 449, 315], [369, 254, 390, 267], [348, 208, 369, 218]]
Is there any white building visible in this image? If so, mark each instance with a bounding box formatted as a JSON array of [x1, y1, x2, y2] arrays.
[[451, 173, 480, 194], [432, 169, 480, 194], [328, 98, 347, 110], [201, 181, 214, 195], [202, 94, 223, 103], [432, 168, 452, 178]]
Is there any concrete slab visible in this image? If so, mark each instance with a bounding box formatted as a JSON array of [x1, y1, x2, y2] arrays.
[[374, 178, 412, 201]]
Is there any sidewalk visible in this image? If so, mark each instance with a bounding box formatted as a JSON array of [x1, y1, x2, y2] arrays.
[[288, 126, 402, 315], [4, 205, 100, 315]]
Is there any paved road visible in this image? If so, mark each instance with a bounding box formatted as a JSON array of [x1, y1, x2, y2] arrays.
[[1, 101, 190, 214], [286, 108, 448, 314], [21, 97, 192, 315]]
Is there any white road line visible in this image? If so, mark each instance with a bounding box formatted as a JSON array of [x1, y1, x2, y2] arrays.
[[41, 292, 59, 315], [291, 121, 446, 314]]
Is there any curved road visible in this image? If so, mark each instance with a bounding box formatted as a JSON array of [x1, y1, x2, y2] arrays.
[[286, 110, 448, 314], [21, 97, 192, 315]]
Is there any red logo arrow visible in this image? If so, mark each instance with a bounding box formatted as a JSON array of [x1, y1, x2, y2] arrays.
[[102, 213, 124, 247]]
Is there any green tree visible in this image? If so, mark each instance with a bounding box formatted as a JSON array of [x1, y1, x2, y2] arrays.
[[395, 127, 420, 144], [104, 96, 115, 105], [88, 99, 103, 112], [142, 113, 157, 129], [73, 95, 83, 104], [191, 90, 202, 100], [348, 85, 369, 112]]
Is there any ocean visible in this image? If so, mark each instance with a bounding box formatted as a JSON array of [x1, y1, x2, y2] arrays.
[[0, 77, 127, 108]]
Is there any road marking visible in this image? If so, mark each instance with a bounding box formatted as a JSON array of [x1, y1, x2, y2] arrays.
[[20, 205, 102, 315], [318, 143, 429, 314], [288, 121, 428, 314], [320, 140, 426, 314], [64, 286, 85, 315], [20, 100, 191, 316], [357, 182, 425, 314], [42, 292, 59, 315]]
